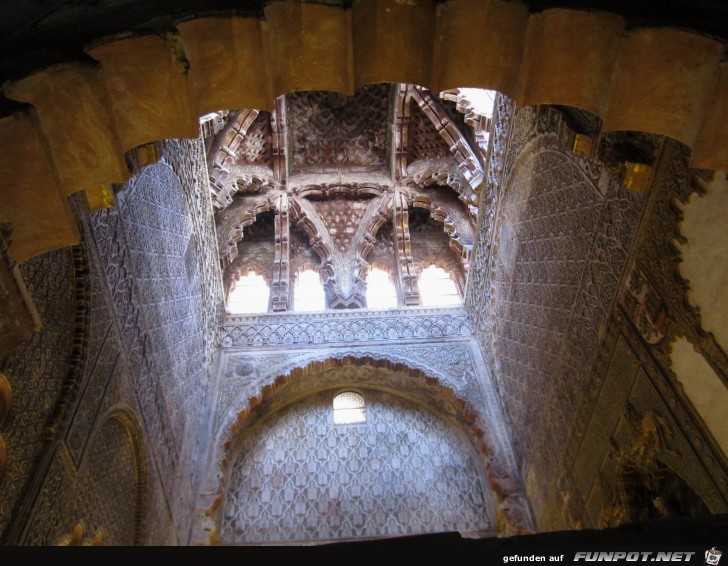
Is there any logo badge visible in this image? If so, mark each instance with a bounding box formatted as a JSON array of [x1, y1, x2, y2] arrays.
[[706, 548, 722, 566]]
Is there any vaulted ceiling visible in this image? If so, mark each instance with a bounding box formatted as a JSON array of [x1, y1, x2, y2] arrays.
[[211, 83, 481, 309]]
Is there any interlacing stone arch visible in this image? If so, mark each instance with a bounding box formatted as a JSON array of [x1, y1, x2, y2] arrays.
[[224, 261, 272, 301], [288, 198, 335, 278], [207, 109, 278, 210], [216, 194, 281, 267], [408, 190, 475, 264]]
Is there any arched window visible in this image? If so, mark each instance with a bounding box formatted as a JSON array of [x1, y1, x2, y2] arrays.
[[419, 265, 462, 307], [332, 391, 366, 425], [227, 272, 269, 314], [293, 269, 326, 311], [365, 267, 397, 309]]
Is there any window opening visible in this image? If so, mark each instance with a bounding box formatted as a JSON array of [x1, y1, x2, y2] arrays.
[[365, 267, 397, 309], [333, 391, 366, 425], [227, 272, 269, 314], [419, 265, 461, 307], [293, 269, 326, 311]]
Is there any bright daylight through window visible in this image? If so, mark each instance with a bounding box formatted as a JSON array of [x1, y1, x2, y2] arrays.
[[333, 391, 366, 425], [227, 272, 269, 314], [293, 269, 326, 311], [419, 265, 461, 307], [365, 268, 398, 309]]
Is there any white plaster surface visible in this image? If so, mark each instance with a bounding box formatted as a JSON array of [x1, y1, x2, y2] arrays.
[[670, 336, 728, 458], [676, 171, 728, 354]]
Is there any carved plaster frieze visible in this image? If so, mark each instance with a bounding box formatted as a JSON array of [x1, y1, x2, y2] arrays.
[[220, 306, 472, 348], [217, 342, 482, 427]]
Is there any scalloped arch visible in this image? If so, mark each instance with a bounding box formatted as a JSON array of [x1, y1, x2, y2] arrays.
[[203, 355, 494, 510]]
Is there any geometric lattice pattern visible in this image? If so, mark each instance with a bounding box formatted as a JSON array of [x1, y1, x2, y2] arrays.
[[286, 85, 390, 173], [487, 119, 645, 502], [73, 416, 139, 545], [222, 389, 490, 543], [220, 306, 472, 348], [408, 102, 452, 163], [0, 248, 76, 534], [236, 113, 272, 166], [316, 197, 370, 253]]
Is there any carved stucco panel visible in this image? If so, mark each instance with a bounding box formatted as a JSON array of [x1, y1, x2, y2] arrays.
[[220, 390, 492, 544], [216, 343, 484, 435], [220, 307, 472, 348], [467, 102, 646, 514]]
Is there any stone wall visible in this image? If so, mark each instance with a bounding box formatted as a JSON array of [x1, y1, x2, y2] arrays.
[[5, 136, 223, 545], [70, 137, 222, 542], [0, 247, 78, 540], [467, 98, 647, 522], [221, 389, 492, 544], [9, 231, 150, 545], [538, 140, 728, 531], [467, 95, 728, 531]]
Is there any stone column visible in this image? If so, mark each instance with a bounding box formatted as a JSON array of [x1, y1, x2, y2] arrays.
[[393, 188, 420, 306], [271, 194, 290, 311]]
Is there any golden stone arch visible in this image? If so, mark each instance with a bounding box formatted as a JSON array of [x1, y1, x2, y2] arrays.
[[0, 0, 726, 266]]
